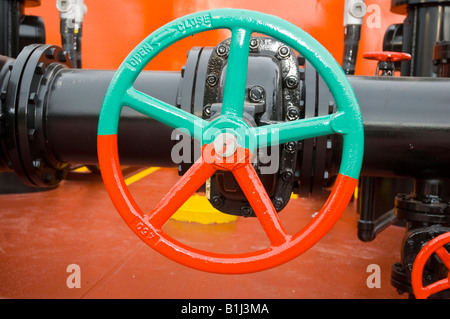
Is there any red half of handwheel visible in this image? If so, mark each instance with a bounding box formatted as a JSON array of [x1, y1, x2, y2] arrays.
[[98, 134, 358, 274]]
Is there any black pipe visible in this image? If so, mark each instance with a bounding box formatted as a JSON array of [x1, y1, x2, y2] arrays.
[[3, 45, 450, 186], [0, 46, 182, 187], [347, 75, 450, 179], [45, 68, 181, 167], [46, 72, 450, 179]]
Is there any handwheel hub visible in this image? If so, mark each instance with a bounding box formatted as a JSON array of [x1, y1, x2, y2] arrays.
[[213, 132, 238, 158]]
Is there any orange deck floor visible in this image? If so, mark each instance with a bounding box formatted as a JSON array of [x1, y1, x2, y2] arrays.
[[0, 167, 408, 299]]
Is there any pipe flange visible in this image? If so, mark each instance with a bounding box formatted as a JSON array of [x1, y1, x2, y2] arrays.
[[395, 193, 450, 224], [3, 44, 72, 187]]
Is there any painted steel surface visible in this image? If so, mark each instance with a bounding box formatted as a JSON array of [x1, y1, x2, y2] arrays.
[[97, 9, 363, 273]]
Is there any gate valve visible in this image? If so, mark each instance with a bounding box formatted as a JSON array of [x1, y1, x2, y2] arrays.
[[363, 51, 411, 76], [97, 9, 364, 274], [411, 232, 450, 299]]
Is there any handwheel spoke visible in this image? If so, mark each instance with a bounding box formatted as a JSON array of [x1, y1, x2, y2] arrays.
[[435, 246, 450, 269], [145, 157, 216, 228], [255, 114, 336, 148], [233, 163, 290, 246], [124, 88, 207, 141], [221, 27, 252, 117]]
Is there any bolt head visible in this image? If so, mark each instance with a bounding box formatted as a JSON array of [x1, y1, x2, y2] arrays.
[[285, 142, 297, 153], [282, 170, 293, 182], [249, 38, 259, 50], [249, 86, 264, 103], [202, 104, 211, 117], [46, 48, 56, 59], [278, 46, 290, 59], [241, 206, 253, 217], [35, 62, 44, 75], [216, 44, 229, 57], [211, 195, 224, 208], [285, 76, 298, 89], [273, 199, 284, 210], [206, 74, 218, 86], [286, 106, 300, 121]]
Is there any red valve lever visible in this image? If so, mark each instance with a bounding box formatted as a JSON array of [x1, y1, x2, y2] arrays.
[[363, 51, 411, 62]]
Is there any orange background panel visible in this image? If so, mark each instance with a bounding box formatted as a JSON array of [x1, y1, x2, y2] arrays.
[[26, 0, 406, 74]]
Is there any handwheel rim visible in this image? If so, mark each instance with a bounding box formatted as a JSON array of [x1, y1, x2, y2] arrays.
[[97, 8, 364, 274]]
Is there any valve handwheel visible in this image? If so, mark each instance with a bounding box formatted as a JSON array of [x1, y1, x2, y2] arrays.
[[412, 232, 450, 299], [97, 9, 364, 274]]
